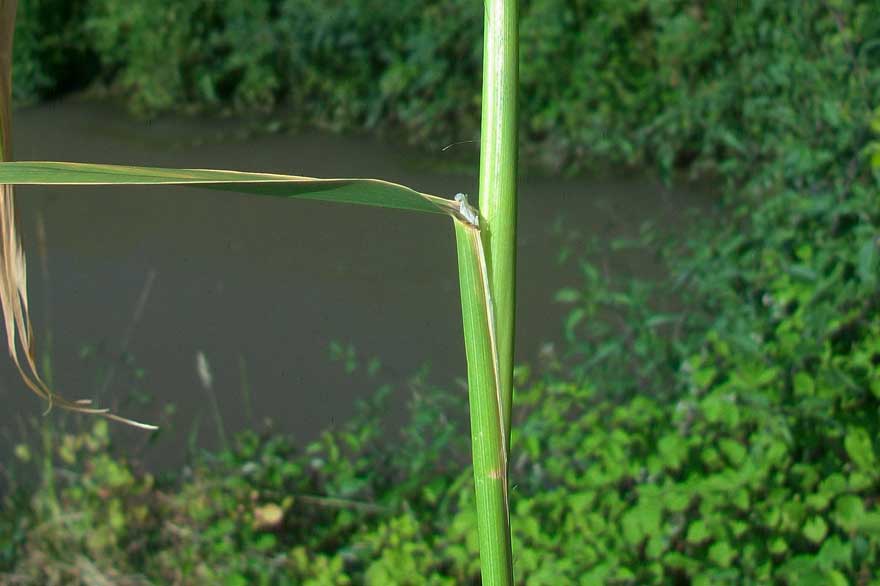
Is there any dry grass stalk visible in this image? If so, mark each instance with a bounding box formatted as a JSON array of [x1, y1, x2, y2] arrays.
[[0, 0, 155, 429]]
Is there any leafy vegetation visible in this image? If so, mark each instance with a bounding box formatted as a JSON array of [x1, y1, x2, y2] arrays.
[[1, 381, 475, 586], [3, 0, 879, 584], [12, 1, 878, 178]]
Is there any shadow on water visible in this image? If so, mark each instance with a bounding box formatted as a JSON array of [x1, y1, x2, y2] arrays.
[[1, 97, 713, 472]]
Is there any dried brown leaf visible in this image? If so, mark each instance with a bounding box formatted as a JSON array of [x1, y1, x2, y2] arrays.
[[0, 0, 155, 429]]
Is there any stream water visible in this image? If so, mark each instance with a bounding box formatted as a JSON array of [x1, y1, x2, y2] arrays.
[[1, 98, 712, 472]]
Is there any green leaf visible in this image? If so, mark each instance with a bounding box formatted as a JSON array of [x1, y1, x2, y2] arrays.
[[692, 365, 717, 389], [719, 438, 747, 466], [225, 575, 248, 586], [563, 307, 586, 341], [871, 107, 880, 134], [833, 495, 865, 532], [769, 537, 788, 555], [819, 474, 848, 496], [658, 434, 688, 470], [806, 492, 832, 511], [663, 489, 691, 513], [781, 500, 808, 531], [254, 533, 277, 551], [848, 471, 873, 491], [803, 516, 828, 544], [855, 512, 880, 537], [621, 502, 661, 546], [732, 488, 750, 511], [872, 147, 880, 171], [807, 474, 848, 511], [844, 427, 876, 474], [764, 505, 782, 529], [645, 534, 665, 559], [686, 520, 710, 544], [817, 536, 852, 569], [0, 161, 461, 217], [708, 541, 736, 567], [730, 520, 748, 538], [793, 372, 815, 396], [827, 570, 849, 586]]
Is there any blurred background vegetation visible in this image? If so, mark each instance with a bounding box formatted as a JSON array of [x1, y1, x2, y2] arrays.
[[3, 0, 880, 584]]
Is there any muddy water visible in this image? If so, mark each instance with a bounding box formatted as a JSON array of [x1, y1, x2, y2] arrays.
[[1, 98, 711, 470]]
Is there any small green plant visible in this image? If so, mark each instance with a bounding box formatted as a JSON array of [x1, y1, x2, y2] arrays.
[[0, 0, 518, 582]]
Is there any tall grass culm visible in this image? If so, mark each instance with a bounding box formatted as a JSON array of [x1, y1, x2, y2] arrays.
[[456, 0, 519, 583], [0, 0, 518, 583]]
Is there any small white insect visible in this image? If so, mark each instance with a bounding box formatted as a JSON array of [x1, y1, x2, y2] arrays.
[[454, 193, 480, 227]]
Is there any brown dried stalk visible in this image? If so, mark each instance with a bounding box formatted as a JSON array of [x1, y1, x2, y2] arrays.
[[0, 0, 154, 428]]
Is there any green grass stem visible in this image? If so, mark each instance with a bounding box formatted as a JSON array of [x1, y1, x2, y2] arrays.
[[451, 1, 519, 582], [478, 0, 519, 439]]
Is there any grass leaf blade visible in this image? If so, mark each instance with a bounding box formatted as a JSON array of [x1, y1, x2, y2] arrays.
[[0, 161, 460, 216]]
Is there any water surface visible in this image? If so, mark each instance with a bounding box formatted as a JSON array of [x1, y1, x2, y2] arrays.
[[2, 98, 711, 470]]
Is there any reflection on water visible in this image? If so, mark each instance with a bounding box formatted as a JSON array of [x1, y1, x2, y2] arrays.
[[1, 97, 712, 470]]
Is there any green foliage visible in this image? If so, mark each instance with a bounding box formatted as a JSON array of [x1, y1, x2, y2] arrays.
[[11, 0, 94, 103], [2, 420, 160, 585], [507, 369, 879, 584], [535, 0, 880, 580], [5, 347, 877, 584], [5, 1, 880, 584], [1, 376, 476, 585], [537, 3, 880, 577], [13, 1, 878, 179], [73, 0, 483, 141]]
